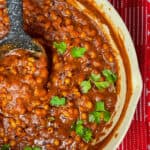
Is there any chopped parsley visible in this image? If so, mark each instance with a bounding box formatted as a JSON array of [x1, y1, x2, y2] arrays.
[[89, 111, 101, 124], [104, 111, 111, 122], [24, 147, 32, 150], [83, 128, 93, 142], [24, 146, 41, 150], [95, 101, 105, 112], [71, 120, 92, 142], [90, 73, 101, 82], [48, 116, 55, 122], [75, 121, 85, 136], [89, 101, 111, 124], [50, 96, 66, 107], [88, 69, 117, 90], [94, 81, 110, 90], [102, 69, 117, 83], [32, 147, 41, 150], [71, 47, 86, 58], [80, 80, 92, 93], [53, 41, 67, 54], [1, 144, 10, 150]]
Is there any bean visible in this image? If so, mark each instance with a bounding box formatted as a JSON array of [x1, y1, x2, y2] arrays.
[[0, 66, 4, 71], [10, 140, 16, 146], [54, 139, 60, 146], [93, 60, 101, 68], [81, 113, 87, 120], [89, 29, 96, 37], [65, 18, 72, 26], [35, 108, 47, 117], [64, 78, 70, 85], [3, 136, 8, 142], [36, 77, 43, 84], [54, 63, 62, 70], [62, 91, 67, 97], [50, 11, 58, 20], [80, 32, 86, 39], [75, 135, 81, 142], [83, 42, 90, 50], [48, 127, 54, 133], [67, 71, 72, 77], [43, 104, 49, 110], [70, 131, 76, 137], [85, 101, 93, 110], [10, 119, 17, 129], [102, 43, 109, 50], [0, 129, 4, 137], [31, 100, 41, 107], [64, 9, 71, 17], [89, 51, 96, 59], [37, 15, 45, 22], [40, 69, 48, 78]]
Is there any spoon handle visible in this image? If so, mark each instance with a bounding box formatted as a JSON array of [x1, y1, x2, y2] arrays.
[[7, 0, 24, 35]]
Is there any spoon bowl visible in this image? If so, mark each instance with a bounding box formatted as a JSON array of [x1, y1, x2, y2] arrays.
[[0, 0, 45, 57]]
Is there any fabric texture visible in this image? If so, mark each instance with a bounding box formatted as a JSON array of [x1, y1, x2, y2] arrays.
[[108, 0, 149, 150]]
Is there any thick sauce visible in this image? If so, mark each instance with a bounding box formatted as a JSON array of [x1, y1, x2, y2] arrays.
[[0, 0, 119, 149]]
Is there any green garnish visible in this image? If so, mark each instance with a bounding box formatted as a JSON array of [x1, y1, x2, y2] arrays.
[[24, 146, 32, 150], [32, 147, 41, 150], [89, 111, 101, 124], [53, 41, 67, 54], [89, 101, 111, 124], [71, 47, 86, 58], [76, 120, 84, 125], [90, 73, 101, 82], [95, 101, 105, 112], [94, 81, 110, 89], [1, 144, 10, 150], [72, 120, 92, 142], [48, 116, 55, 122], [50, 96, 66, 107], [83, 128, 93, 142], [80, 80, 91, 93], [75, 120, 85, 136], [104, 111, 111, 122], [102, 69, 117, 83], [24, 146, 41, 150], [80, 70, 117, 93]]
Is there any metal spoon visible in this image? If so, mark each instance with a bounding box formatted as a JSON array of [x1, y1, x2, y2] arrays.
[[0, 0, 44, 57]]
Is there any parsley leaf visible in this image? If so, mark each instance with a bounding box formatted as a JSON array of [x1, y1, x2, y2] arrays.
[[24, 147, 32, 150], [90, 73, 101, 82], [82, 128, 92, 142], [32, 147, 41, 150], [75, 120, 84, 136], [102, 69, 117, 83], [104, 111, 111, 122], [50, 96, 66, 107], [24, 146, 41, 150], [1, 144, 10, 150], [53, 42, 67, 54], [72, 120, 93, 142], [95, 101, 105, 112], [80, 80, 92, 93], [88, 101, 111, 124], [94, 81, 110, 89], [89, 111, 101, 124], [48, 116, 55, 122], [76, 123, 85, 136], [71, 47, 86, 58], [76, 120, 84, 125]]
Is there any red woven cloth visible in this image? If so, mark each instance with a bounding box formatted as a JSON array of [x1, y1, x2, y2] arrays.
[[108, 0, 150, 150]]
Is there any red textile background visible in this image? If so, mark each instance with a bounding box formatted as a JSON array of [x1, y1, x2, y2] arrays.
[[108, 0, 150, 150]]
